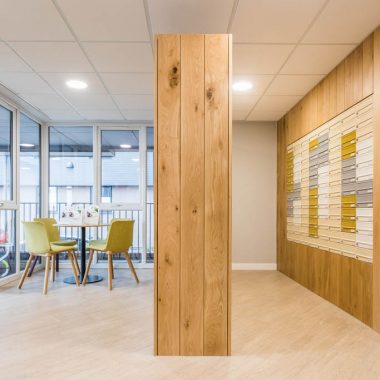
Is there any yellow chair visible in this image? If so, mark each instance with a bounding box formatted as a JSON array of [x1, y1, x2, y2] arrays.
[[34, 218, 79, 273], [19, 221, 80, 294], [83, 219, 138, 290]]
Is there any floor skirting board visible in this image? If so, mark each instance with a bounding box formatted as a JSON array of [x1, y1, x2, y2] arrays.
[[232, 263, 277, 270]]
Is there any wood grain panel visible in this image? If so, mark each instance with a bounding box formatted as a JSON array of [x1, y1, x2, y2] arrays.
[[156, 33, 231, 356], [277, 32, 376, 329], [204, 34, 229, 355], [156, 34, 181, 355], [363, 34, 374, 97], [373, 27, 380, 332], [180, 34, 205, 355]]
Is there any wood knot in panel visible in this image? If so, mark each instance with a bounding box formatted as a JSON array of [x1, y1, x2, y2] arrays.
[[169, 64, 179, 88], [206, 87, 214, 104]]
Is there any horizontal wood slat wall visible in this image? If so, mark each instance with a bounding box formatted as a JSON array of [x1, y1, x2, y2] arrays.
[[155, 34, 232, 356], [277, 32, 376, 327]]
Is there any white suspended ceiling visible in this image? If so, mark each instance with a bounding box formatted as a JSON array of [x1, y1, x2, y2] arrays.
[[0, 0, 379, 123]]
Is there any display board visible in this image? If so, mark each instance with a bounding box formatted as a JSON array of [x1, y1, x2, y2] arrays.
[[287, 95, 373, 261]]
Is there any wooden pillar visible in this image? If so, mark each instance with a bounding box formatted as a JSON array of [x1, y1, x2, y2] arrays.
[[372, 27, 380, 332], [154, 34, 232, 356]]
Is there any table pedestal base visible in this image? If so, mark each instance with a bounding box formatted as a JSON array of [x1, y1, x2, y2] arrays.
[[64, 274, 103, 284]]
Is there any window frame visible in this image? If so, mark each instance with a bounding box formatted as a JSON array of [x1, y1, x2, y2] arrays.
[[97, 125, 146, 211]]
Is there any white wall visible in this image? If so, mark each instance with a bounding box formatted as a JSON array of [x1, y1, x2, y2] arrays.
[[232, 121, 277, 269]]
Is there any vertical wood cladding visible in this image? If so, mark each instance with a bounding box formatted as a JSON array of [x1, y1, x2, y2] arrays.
[[155, 34, 232, 355], [278, 33, 375, 327]]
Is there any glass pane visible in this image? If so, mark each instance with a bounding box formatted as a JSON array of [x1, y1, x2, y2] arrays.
[[20, 114, 41, 270], [101, 130, 140, 204], [97, 209, 142, 263], [0, 210, 16, 278], [147, 127, 154, 263], [49, 126, 93, 248], [0, 105, 12, 201]]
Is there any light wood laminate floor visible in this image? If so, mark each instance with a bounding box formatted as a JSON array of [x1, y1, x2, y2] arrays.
[[1, 269, 380, 379]]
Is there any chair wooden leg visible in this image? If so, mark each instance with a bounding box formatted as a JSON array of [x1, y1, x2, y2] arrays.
[[68, 252, 80, 286], [18, 255, 34, 289], [124, 251, 139, 284], [82, 250, 94, 286], [73, 253, 80, 274], [43, 256, 51, 295], [110, 255, 114, 279], [108, 252, 113, 290], [27, 256, 39, 277], [50, 256, 55, 282]]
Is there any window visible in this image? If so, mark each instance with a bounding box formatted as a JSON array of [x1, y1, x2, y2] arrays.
[[146, 127, 154, 263], [0, 105, 12, 202], [101, 130, 140, 205], [19, 114, 41, 269], [0, 210, 15, 278], [0, 104, 15, 279], [49, 126, 93, 214], [49, 126, 93, 243], [101, 186, 112, 203]]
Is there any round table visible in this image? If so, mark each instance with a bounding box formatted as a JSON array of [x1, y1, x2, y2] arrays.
[[54, 223, 109, 284]]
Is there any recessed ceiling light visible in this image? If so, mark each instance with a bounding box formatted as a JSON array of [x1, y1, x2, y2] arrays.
[[66, 79, 88, 90], [20, 143, 35, 148], [233, 81, 253, 92], [120, 144, 132, 149]]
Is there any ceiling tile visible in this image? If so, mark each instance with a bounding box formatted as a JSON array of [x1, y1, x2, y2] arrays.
[[147, 0, 235, 34], [56, 0, 149, 41], [113, 94, 153, 109], [41, 73, 107, 95], [247, 110, 284, 121], [43, 108, 83, 121], [19, 93, 70, 110], [64, 94, 117, 110], [233, 94, 260, 108], [233, 109, 250, 121], [232, 0, 325, 43], [253, 95, 302, 112], [10, 42, 93, 73], [121, 109, 154, 121], [280, 44, 356, 75], [79, 109, 124, 120], [303, 0, 380, 43], [266, 74, 324, 96], [234, 44, 294, 74], [101, 73, 153, 94], [83, 43, 153, 72], [0, 72, 54, 94], [233, 75, 274, 96], [0, 43, 32, 72], [0, 0, 73, 41]]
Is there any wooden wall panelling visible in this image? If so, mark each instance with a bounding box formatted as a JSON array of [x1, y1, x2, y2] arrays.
[[277, 33, 376, 328], [373, 27, 380, 332], [336, 63, 346, 114], [180, 34, 205, 355], [204, 34, 229, 356], [155, 34, 231, 356], [227, 34, 232, 356], [363, 34, 374, 98], [156, 35, 181, 355], [277, 117, 287, 274]]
